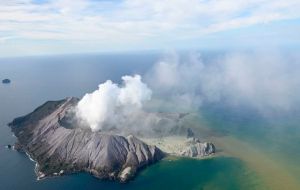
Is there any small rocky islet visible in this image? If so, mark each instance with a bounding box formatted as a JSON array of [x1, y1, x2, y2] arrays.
[[2, 79, 11, 84], [8, 97, 215, 182]]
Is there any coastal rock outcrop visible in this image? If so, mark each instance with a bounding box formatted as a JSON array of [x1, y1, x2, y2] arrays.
[[9, 97, 164, 182], [180, 138, 215, 157]]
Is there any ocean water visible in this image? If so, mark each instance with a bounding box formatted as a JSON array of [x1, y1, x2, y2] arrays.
[[0, 53, 299, 190]]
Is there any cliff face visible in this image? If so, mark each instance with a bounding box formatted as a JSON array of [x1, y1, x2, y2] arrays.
[[9, 97, 164, 182]]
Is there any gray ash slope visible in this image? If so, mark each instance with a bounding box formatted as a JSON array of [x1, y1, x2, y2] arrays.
[[9, 97, 164, 182]]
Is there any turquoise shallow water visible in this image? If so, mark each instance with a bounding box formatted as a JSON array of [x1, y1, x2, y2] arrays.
[[0, 53, 299, 190], [128, 157, 259, 190]]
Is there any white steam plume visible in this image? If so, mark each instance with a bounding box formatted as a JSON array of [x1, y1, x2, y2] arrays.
[[146, 50, 300, 115], [76, 75, 152, 131]]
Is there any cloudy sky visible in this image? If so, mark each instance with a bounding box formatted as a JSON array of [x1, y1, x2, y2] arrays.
[[0, 0, 300, 57]]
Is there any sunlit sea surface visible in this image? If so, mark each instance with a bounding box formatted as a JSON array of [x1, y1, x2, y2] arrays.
[[0, 53, 299, 190]]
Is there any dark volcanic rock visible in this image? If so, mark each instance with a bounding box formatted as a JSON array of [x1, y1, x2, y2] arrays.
[[9, 97, 164, 182], [186, 128, 194, 138], [13, 142, 24, 152], [2, 79, 11, 84]]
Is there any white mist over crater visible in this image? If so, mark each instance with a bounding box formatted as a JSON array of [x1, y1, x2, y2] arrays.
[[76, 75, 152, 131]]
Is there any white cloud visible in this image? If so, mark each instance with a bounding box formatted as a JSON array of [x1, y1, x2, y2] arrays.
[[0, 0, 300, 55]]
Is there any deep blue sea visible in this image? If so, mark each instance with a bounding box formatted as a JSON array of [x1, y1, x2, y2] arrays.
[[0, 52, 299, 190]]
